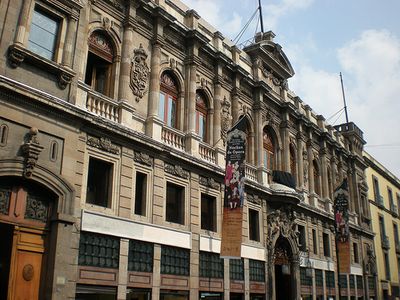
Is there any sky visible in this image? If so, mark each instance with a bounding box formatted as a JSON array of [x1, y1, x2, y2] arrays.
[[183, 0, 400, 179]]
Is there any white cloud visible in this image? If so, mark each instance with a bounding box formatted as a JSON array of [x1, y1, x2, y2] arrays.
[[263, 0, 314, 31], [288, 29, 400, 177]]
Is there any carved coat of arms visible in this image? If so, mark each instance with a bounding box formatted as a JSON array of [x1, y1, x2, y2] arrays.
[[130, 44, 149, 102]]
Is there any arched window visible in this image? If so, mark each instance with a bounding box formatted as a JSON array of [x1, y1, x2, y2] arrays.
[[313, 160, 321, 196], [263, 129, 275, 170], [195, 91, 208, 142], [159, 72, 178, 129], [289, 143, 296, 179], [85, 31, 115, 97]]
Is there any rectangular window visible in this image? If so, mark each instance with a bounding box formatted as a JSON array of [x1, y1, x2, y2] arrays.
[[201, 194, 216, 232], [161, 246, 190, 276], [384, 252, 391, 280], [379, 215, 387, 244], [298, 225, 307, 251], [353, 243, 359, 263], [28, 8, 59, 60], [349, 275, 355, 289], [388, 187, 394, 206], [339, 275, 348, 288], [86, 157, 113, 208], [368, 276, 375, 290], [230, 259, 244, 281], [373, 176, 380, 200], [315, 269, 323, 287], [312, 229, 318, 254], [323, 232, 330, 257], [356, 275, 363, 290], [300, 268, 312, 286], [166, 182, 184, 224], [128, 240, 153, 273], [249, 209, 260, 242], [249, 259, 265, 282], [78, 232, 119, 268], [134, 172, 147, 216], [158, 93, 165, 121], [199, 252, 224, 278]]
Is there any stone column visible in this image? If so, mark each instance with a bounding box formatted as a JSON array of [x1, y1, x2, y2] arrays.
[[307, 141, 315, 205], [224, 259, 230, 300], [14, 0, 34, 45], [281, 118, 290, 172], [152, 244, 161, 300], [117, 238, 129, 300], [320, 148, 329, 199], [297, 133, 304, 189], [62, 15, 78, 68], [231, 90, 240, 123], [248, 132, 255, 165], [292, 258, 301, 300], [118, 24, 134, 103], [244, 258, 250, 300], [145, 37, 163, 140], [312, 269, 316, 300], [213, 81, 222, 147]]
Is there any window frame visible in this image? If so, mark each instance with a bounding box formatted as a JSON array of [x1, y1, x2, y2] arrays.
[[159, 73, 179, 129], [262, 129, 275, 170], [165, 181, 186, 226], [248, 207, 261, 242], [200, 193, 217, 232], [195, 91, 208, 142]]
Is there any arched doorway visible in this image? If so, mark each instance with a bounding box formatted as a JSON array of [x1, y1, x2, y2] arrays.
[[274, 237, 293, 300], [0, 177, 56, 299]]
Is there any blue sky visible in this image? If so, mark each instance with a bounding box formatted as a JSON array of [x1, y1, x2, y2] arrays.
[[183, 0, 400, 178]]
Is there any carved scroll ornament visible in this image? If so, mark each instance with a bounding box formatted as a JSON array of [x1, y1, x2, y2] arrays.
[[130, 44, 149, 102]]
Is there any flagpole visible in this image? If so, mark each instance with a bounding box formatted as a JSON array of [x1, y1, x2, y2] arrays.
[[258, 0, 264, 33]]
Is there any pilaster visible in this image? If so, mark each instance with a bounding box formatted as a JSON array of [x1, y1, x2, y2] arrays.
[[117, 238, 129, 300]]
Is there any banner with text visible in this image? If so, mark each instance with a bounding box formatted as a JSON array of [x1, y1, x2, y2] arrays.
[[221, 117, 246, 258], [334, 179, 351, 273]]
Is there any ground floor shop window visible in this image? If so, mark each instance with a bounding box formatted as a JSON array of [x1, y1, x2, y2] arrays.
[[160, 291, 188, 300], [250, 294, 265, 300], [126, 288, 151, 300], [230, 293, 244, 300], [199, 292, 223, 299], [75, 285, 116, 300], [301, 295, 312, 300]]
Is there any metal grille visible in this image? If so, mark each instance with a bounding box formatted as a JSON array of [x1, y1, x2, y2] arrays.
[[78, 232, 119, 268], [315, 269, 323, 287], [356, 275, 363, 290], [0, 187, 10, 215], [161, 245, 190, 276], [25, 191, 49, 222], [128, 240, 153, 272], [249, 259, 265, 282], [300, 267, 312, 286], [229, 259, 244, 280], [199, 252, 224, 278], [325, 271, 335, 288]]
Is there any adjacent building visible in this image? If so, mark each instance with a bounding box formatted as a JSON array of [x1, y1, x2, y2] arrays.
[[364, 152, 400, 300], [0, 0, 376, 299]]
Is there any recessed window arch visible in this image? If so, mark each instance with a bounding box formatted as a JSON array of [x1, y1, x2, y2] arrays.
[[289, 143, 296, 179], [159, 72, 179, 129], [85, 30, 116, 97], [195, 90, 208, 142], [313, 159, 321, 196], [263, 128, 275, 170]]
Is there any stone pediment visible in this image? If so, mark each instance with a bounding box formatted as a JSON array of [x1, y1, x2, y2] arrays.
[[244, 31, 295, 80]]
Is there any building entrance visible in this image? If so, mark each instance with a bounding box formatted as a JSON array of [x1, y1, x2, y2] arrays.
[[274, 237, 294, 300]]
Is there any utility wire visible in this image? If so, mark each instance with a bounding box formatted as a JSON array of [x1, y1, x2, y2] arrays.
[[233, 8, 259, 45], [326, 107, 345, 122], [332, 109, 345, 126]]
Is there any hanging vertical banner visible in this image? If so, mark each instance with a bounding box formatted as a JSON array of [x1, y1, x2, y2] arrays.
[[334, 179, 351, 273], [221, 116, 247, 258]]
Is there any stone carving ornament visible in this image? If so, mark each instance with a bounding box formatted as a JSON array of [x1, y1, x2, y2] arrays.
[[165, 163, 189, 179], [220, 96, 231, 146], [134, 151, 153, 167], [199, 176, 220, 190], [130, 44, 149, 102], [21, 127, 44, 178], [87, 136, 119, 154]]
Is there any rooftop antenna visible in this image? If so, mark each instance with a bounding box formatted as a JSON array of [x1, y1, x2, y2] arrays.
[[258, 0, 264, 33], [339, 72, 349, 124]]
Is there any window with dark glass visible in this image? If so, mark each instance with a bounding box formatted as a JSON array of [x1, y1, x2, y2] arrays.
[[349, 275, 355, 289], [315, 269, 323, 287], [199, 251, 224, 278], [166, 182, 184, 224], [263, 129, 274, 169], [159, 73, 178, 128], [356, 275, 363, 290], [78, 232, 119, 268], [312, 229, 318, 254], [249, 209, 260, 242], [128, 240, 153, 272], [388, 187, 394, 206], [394, 223, 400, 247], [368, 276, 375, 290], [195, 92, 208, 142], [161, 245, 190, 276], [289, 144, 296, 180], [85, 31, 115, 97], [373, 176, 380, 201], [134, 172, 147, 216], [249, 259, 265, 282], [201, 194, 216, 231], [353, 243, 359, 263], [384, 252, 391, 280], [300, 268, 312, 286], [298, 225, 307, 251], [86, 157, 113, 208], [379, 215, 387, 244], [325, 271, 335, 288], [28, 8, 59, 60], [230, 259, 244, 280], [339, 274, 348, 288], [323, 232, 330, 257]]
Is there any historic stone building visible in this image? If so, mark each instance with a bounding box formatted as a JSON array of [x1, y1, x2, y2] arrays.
[[364, 152, 400, 300], [0, 0, 375, 299]]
